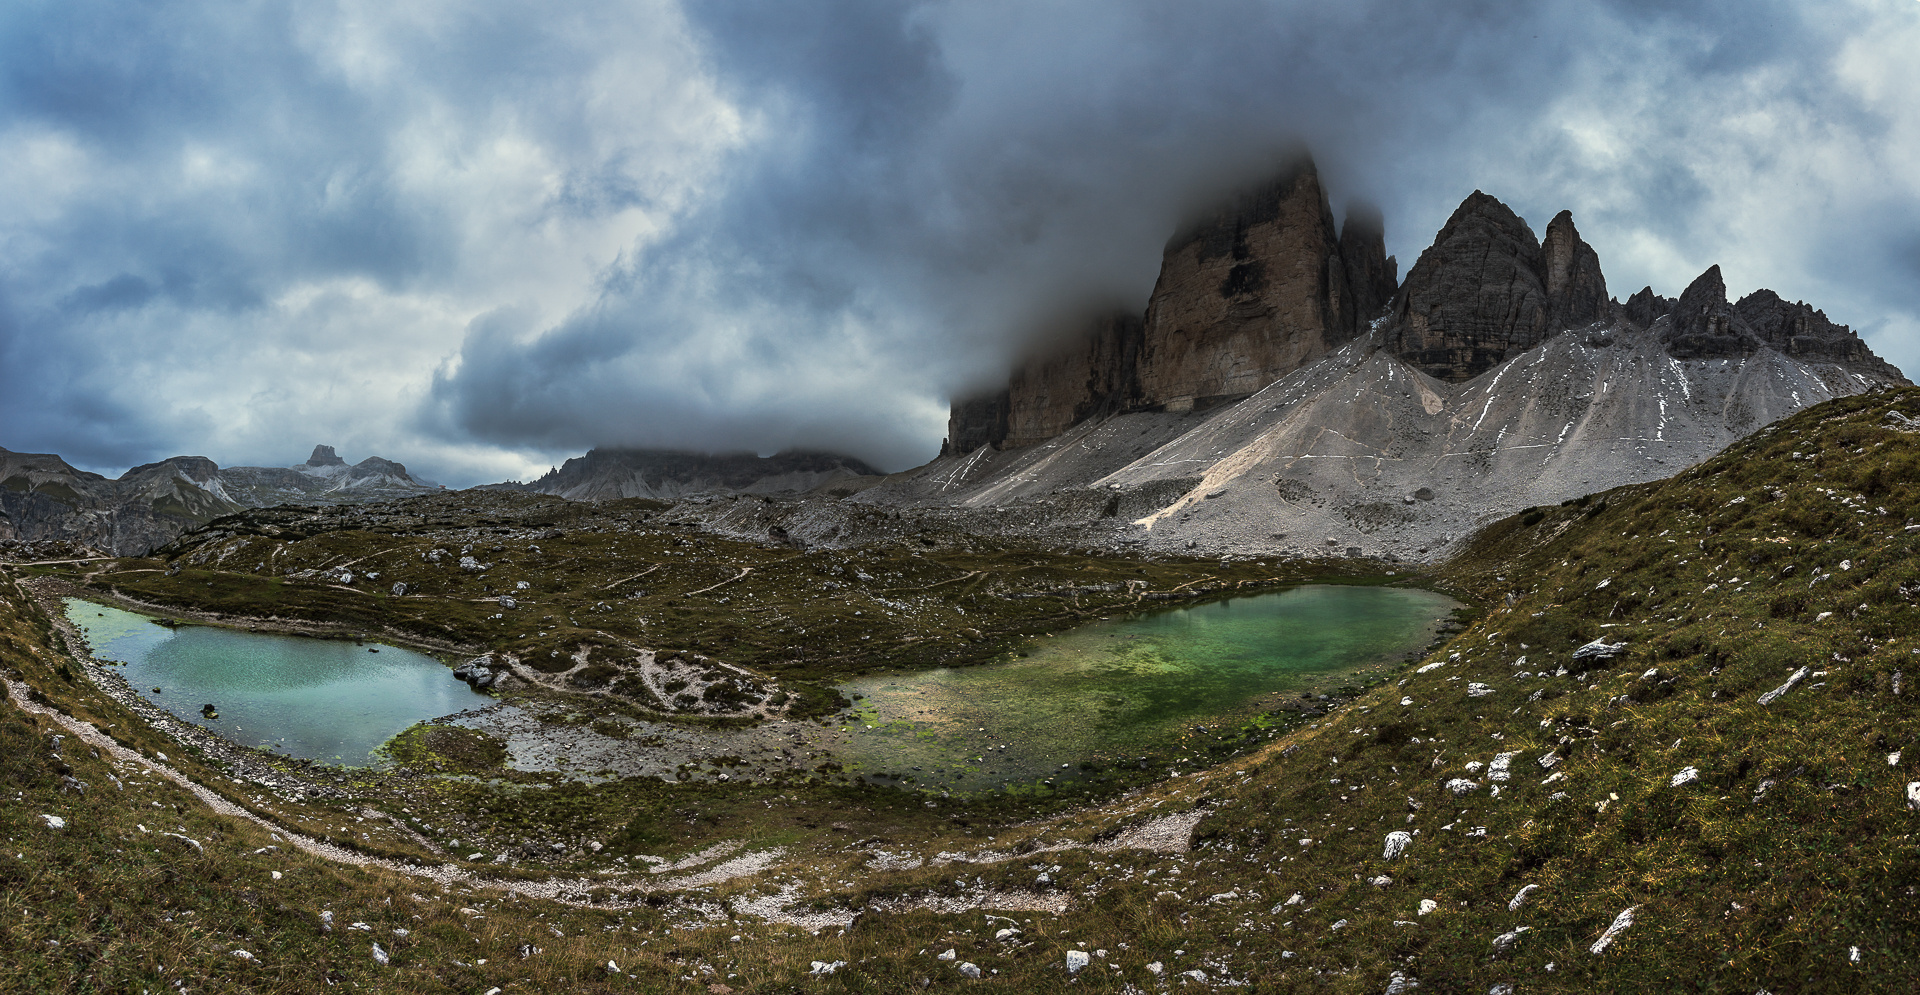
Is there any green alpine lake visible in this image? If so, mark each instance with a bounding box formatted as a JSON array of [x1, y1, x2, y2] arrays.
[[835, 584, 1460, 792], [63, 598, 472, 765]]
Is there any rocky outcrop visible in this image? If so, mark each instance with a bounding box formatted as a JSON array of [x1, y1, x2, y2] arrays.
[[943, 391, 1011, 456], [1339, 202, 1399, 327], [1734, 290, 1903, 377], [1662, 266, 1749, 359], [948, 156, 1399, 454], [1002, 312, 1144, 448], [503, 449, 882, 502], [1383, 192, 1556, 382], [1541, 211, 1610, 331], [1623, 287, 1674, 329], [302, 445, 348, 468], [1656, 267, 1902, 378], [1133, 157, 1372, 412], [1384, 196, 1619, 382]]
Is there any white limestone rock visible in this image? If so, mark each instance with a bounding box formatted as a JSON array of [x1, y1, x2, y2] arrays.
[[1589, 905, 1639, 954]]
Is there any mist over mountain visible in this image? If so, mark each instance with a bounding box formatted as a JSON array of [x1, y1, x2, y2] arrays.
[[1, 1, 1916, 482]]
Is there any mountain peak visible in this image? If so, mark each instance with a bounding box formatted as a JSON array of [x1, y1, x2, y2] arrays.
[[305, 445, 347, 467]]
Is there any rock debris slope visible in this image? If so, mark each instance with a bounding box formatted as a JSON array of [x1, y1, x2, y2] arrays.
[[885, 170, 1903, 560]]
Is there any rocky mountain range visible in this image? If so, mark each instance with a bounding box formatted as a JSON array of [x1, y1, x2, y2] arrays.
[[492, 448, 882, 502], [896, 154, 1905, 559], [0, 445, 440, 556]]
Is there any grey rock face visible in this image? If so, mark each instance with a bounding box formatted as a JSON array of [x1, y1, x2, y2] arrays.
[[1734, 290, 1904, 377], [1663, 266, 1751, 359], [1384, 191, 1553, 382], [944, 390, 1011, 455], [1623, 286, 1674, 329], [304, 445, 348, 467], [1541, 210, 1610, 331], [1339, 200, 1399, 326]]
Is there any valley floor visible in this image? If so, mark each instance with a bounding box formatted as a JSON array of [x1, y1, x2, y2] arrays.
[[7, 388, 1920, 992]]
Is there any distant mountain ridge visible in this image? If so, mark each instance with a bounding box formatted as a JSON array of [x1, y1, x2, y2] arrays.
[[0, 444, 440, 555], [493, 448, 882, 502]]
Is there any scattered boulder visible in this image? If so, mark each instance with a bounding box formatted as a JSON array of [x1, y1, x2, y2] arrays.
[[1065, 950, 1090, 973], [1490, 926, 1531, 957], [1573, 638, 1629, 666], [1383, 830, 1413, 860], [1758, 667, 1809, 706], [1589, 906, 1639, 954], [1508, 883, 1540, 912], [390, 582, 408, 597]]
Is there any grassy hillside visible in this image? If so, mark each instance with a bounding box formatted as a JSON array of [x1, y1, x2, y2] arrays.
[[5, 387, 1920, 992]]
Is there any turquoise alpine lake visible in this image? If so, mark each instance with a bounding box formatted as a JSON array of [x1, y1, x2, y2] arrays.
[[62, 598, 474, 765], [835, 584, 1459, 793]]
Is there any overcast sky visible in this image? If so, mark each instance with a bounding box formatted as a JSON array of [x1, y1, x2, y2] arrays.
[[3, 0, 1917, 484]]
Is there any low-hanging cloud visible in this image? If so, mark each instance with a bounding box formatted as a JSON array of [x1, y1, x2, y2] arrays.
[[3, 0, 1917, 482]]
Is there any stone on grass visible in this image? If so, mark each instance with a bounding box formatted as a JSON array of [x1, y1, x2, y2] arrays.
[[1467, 683, 1495, 698], [231, 950, 255, 962], [1670, 767, 1700, 788], [1383, 971, 1421, 994], [1383, 831, 1413, 860], [1589, 906, 1639, 954], [809, 960, 844, 975], [1573, 639, 1628, 665], [1066, 950, 1090, 973], [938, 949, 956, 961], [1758, 667, 1809, 706], [370, 942, 389, 966], [1906, 782, 1920, 812], [1446, 779, 1480, 796], [1146, 961, 1164, 975], [1508, 883, 1540, 911], [1490, 927, 1530, 956], [39, 814, 65, 830], [1488, 752, 1519, 782], [1418, 899, 1438, 916], [958, 962, 982, 978], [1370, 875, 1394, 887]]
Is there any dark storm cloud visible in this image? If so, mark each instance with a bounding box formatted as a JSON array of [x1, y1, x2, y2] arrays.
[[2, 0, 1916, 481]]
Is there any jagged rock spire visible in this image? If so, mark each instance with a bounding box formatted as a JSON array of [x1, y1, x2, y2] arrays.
[[1541, 210, 1609, 330], [1383, 191, 1552, 382]]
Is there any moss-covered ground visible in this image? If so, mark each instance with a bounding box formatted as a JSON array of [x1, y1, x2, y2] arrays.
[[9, 387, 1920, 992]]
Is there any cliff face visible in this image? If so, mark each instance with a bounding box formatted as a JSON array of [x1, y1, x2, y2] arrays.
[[1133, 158, 1374, 413], [1000, 312, 1144, 448], [945, 155, 1395, 454], [1383, 195, 1618, 382], [1656, 266, 1903, 378], [1541, 210, 1610, 331], [943, 157, 1902, 460]]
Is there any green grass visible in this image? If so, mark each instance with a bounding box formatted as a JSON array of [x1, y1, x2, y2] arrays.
[[10, 387, 1920, 991]]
